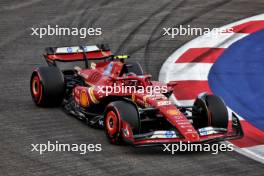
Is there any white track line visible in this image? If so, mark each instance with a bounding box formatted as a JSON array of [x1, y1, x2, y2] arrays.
[[168, 63, 212, 81]]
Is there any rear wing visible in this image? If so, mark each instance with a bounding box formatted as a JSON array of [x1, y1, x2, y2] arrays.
[[44, 44, 111, 68]]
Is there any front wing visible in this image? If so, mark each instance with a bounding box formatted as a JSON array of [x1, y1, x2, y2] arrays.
[[122, 112, 243, 147]]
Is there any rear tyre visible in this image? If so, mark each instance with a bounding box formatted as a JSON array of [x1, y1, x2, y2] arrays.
[[30, 67, 65, 107], [104, 100, 140, 144], [192, 93, 228, 129]]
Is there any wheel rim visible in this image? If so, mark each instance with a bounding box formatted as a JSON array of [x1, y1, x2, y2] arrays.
[[31, 75, 42, 103], [105, 111, 118, 136]]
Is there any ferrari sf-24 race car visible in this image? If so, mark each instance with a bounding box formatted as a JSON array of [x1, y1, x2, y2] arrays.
[[30, 44, 243, 146]]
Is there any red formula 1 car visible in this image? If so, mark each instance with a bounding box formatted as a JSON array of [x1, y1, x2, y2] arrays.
[[30, 44, 243, 146]]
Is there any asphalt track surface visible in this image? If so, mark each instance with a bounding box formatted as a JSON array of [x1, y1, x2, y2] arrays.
[[0, 0, 264, 175]]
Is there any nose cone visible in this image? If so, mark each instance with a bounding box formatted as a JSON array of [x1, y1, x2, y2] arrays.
[[185, 132, 200, 142]]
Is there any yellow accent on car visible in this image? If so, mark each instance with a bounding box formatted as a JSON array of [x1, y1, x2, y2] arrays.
[[89, 87, 99, 104], [167, 109, 181, 116], [114, 55, 129, 59]]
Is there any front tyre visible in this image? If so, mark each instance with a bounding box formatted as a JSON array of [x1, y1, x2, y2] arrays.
[[104, 100, 140, 144], [192, 93, 228, 129], [30, 67, 65, 107]]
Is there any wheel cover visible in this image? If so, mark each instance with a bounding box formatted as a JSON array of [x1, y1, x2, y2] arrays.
[[31, 75, 42, 103], [105, 111, 118, 137]]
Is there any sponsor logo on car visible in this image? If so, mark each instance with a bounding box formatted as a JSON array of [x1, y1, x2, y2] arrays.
[[167, 109, 181, 116]]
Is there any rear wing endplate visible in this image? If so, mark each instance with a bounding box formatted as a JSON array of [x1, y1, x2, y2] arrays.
[[44, 44, 111, 62]]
